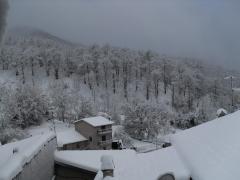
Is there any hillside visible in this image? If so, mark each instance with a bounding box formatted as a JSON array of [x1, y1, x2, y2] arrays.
[[0, 27, 239, 144]]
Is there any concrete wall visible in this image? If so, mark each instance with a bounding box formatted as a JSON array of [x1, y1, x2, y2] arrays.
[[13, 137, 57, 180], [55, 162, 96, 180], [62, 140, 89, 150]]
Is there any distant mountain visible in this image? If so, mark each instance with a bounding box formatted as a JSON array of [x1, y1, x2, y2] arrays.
[[8, 26, 79, 47]]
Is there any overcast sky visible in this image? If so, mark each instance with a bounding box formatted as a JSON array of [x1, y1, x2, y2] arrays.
[[7, 0, 240, 69]]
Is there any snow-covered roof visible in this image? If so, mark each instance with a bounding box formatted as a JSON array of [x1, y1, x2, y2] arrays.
[[0, 132, 55, 180], [27, 120, 87, 148], [57, 129, 87, 147], [55, 148, 189, 180], [100, 155, 115, 170], [171, 110, 240, 180], [75, 116, 114, 127]]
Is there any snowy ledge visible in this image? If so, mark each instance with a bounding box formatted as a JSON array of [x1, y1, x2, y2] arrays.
[[0, 132, 56, 180]]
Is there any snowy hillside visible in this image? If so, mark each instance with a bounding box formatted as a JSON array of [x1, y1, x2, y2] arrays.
[[0, 27, 240, 144]]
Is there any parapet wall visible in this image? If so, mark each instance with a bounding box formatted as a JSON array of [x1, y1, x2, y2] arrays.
[[13, 136, 57, 180]]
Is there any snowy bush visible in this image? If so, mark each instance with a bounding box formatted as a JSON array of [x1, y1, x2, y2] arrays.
[[10, 85, 49, 128], [123, 100, 172, 140], [0, 127, 26, 144]]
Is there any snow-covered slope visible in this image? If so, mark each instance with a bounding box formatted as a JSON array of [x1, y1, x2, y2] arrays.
[[172, 110, 240, 180]]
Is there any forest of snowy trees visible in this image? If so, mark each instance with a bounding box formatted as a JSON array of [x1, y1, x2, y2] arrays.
[[0, 28, 239, 143]]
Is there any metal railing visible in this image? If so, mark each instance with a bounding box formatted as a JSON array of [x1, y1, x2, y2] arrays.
[[97, 128, 112, 134]]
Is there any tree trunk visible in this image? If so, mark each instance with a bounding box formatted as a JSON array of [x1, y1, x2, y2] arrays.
[[55, 68, 59, 80], [21, 64, 25, 84], [113, 72, 116, 94]]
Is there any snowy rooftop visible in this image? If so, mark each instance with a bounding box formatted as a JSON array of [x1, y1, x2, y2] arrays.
[[57, 129, 87, 147], [0, 132, 55, 180], [55, 148, 189, 180], [75, 116, 114, 127], [171, 110, 240, 180], [27, 120, 87, 148]]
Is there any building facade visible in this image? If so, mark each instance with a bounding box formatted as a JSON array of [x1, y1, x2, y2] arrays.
[[74, 116, 114, 150]]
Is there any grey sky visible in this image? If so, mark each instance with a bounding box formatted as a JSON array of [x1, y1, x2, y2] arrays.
[[7, 0, 240, 69], [0, 0, 8, 43]]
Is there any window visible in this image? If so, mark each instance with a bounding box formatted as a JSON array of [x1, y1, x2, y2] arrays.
[[76, 144, 80, 149], [89, 136, 92, 142], [102, 135, 106, 141], [101, 125, 106, 130]]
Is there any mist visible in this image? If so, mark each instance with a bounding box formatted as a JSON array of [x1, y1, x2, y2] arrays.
[[7, 0, 240, 69], [0, 0, 8, 43]]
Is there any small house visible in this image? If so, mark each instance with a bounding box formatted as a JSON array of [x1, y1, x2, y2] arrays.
[[74, 116, 114, 150]]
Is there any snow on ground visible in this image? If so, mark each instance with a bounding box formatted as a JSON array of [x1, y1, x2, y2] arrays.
[[27, 120, 86, 148], [171, 110, 240, 180], [130, 139, 159, 153], [55, 148, 189, 180], [0, 132, 55, 180], [112, 125, 161, 152]]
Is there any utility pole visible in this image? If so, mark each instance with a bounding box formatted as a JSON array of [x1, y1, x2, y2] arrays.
[[231, 76, 234, 110], [172, 83, 175, 107], [224, 76, 236, 112]]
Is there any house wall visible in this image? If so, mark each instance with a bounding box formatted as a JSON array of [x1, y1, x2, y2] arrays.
[[75, 121, 98, 149], [75, 121, 112, 150], [95, 125, 112, 150], [55, 162, 96, 180], [13, 137, 57, 180]]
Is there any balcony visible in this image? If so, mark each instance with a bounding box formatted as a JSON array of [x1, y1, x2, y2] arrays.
[[98, 139, 112, 146], [97, 128, 112, 135]]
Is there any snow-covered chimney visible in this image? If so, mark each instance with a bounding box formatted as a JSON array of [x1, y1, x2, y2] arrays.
[[101, 155, 115, 178]]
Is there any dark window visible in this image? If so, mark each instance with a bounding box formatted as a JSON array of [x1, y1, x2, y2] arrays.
[[76, 144, 80, 148], [102, 135, 106, 141], [89, 136, 92, 142], [101, 125, 106, 130]]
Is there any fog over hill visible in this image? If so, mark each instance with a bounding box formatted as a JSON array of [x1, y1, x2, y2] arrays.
[[7, 0, 240, 69]]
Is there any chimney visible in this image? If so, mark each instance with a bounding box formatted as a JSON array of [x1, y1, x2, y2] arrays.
[[100, 155, 115, 178]]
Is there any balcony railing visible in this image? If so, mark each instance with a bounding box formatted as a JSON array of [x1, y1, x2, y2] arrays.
[[97, 128, 112, 135], [98, 139, 112, 146]]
